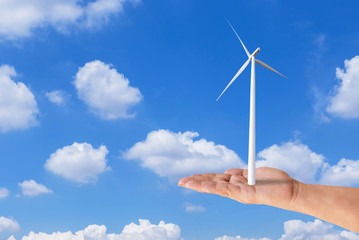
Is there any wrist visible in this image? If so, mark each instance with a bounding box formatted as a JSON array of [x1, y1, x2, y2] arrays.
[[287, 179, 306, 212]]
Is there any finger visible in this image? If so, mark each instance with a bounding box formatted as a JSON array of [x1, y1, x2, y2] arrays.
[[180, 176, 252, 203], [178, 174, 211, 186], [181, 179, 211, 192], [225, 168, 247, 176], [228, 174, 248, 184], [183, 179, 230, 197], [178, 174, 210, 186], [178, 173, 230, 186], [178, 176, 192, 186]]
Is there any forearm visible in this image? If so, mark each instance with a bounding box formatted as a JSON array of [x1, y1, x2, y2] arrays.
[[289, 182, 359, 232]]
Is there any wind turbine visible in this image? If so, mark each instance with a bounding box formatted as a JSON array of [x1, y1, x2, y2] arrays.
[[217, 20, 287, 185]]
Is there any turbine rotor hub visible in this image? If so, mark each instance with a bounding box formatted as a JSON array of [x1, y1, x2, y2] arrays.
[[252, 47, 260, 57]]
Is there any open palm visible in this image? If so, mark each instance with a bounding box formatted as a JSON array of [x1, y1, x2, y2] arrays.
[[178, 167, 300, 210]]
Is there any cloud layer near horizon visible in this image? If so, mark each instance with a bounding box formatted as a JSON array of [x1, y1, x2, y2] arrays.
[[215, 219, 359, 240], [7, 218, 359, 240], [9, 219, 181, 240]]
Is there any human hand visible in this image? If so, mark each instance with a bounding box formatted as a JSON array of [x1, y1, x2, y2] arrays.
[[178, 167, 301, 210], [179, 167, 359, 232]]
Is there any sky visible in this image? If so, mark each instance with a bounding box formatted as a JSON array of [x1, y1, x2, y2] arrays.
[[1, 0, 359, 239]]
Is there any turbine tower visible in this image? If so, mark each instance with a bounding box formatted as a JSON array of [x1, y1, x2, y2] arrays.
[[217, 20, 287, 185]]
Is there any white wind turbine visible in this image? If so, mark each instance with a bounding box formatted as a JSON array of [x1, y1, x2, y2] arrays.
[[217, 20, 287, 185]]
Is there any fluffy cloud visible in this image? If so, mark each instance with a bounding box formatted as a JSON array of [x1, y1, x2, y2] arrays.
[[18, 180, 53, 197], [320, 158, 359, 186], [125, 129, 359, 186], [216, 219, 359, 240], [0, 65, 39, 132], [123, 129, 245, 181], [10, 219, 181, 240], [45, 142, 110, 184], [73, 60, 142, 119], [279, 219, 359, 240], [256, 141, 325, 183], [0, 216, 19, 233], [0, 187, 9, 199], [119, 219, 181, 240], [215, 236, 270, 240], [257, 141, 359, 186], [84, 0, 140, 28], [6, 218, 359, 240], [184, 203, 206, 213], [45, 90, 68, 105], [327, 56, 359, 118], [0, 0, 140, 41]]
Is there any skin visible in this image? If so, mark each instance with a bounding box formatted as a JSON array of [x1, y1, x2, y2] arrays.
[[178, 167, 359, 233]]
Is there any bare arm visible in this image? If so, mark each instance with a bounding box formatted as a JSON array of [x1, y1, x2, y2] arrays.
[[293, 183, 359, 232], [178, 167, 359, 232]]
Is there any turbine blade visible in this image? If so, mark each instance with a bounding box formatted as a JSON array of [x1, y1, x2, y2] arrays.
[[217, 58, 251, 101], [255, 59, 288, 78], [226, 19, 250, 57]]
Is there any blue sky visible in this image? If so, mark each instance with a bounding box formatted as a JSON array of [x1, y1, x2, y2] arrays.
[[1, 0, 359, 239]]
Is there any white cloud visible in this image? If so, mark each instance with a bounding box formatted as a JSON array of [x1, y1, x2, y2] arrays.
[[123, 129, 245, 182], [0, 187, 9, 199], [125, 129, 359, 186], [216, 219, 359, 240], [45, 90, 68, 105], [18, 180, 53, 197], [45, 142, 110, 184], [7, 218, 359, 240], [0, 65, 39, 132], [184, 203, 206, 213], [312, 86, 330, 123], [119, 219, 181, 240], [320, 158, 359, 186], [0, 0, 140, 41], [257, 140, 359, 186], [83, 0, 139, 28], [0, 216, 19, 233], [73, 60, 142, 119], [11, 219, 182, 240], [327, 56, 359, 118], [279, 219, 359, 240], [257, 141, 325, 183], [214, 236, 270, 240]]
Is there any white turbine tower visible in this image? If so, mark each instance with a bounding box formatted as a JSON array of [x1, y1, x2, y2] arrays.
[[217, 20, 287, 185]]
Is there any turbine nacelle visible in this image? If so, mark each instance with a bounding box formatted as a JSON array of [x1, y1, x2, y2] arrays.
[[251, 47, 260, 57]]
